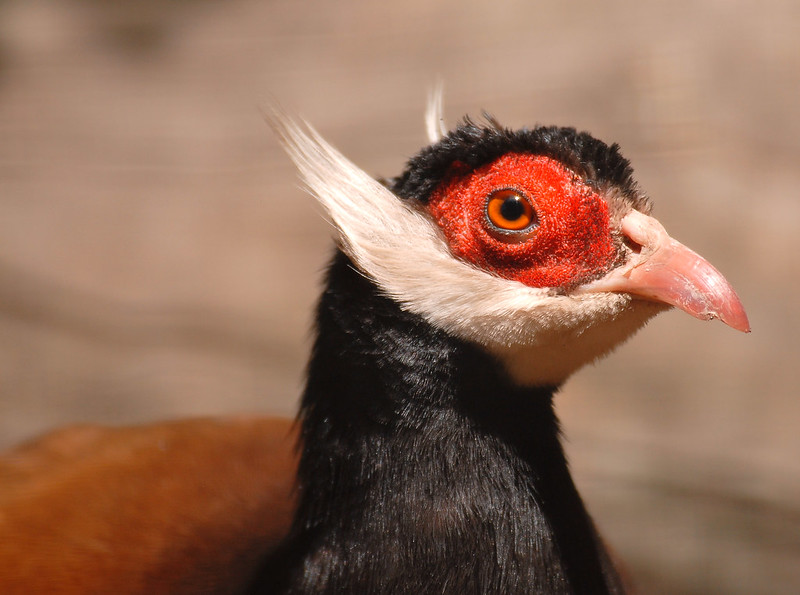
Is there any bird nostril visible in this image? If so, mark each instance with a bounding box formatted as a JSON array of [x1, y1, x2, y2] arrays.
[[624, 237, 643, 255]]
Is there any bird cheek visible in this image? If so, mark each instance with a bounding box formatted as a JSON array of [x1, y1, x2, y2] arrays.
[[569, 204, 616, 272], [429, 195, 484, 264]]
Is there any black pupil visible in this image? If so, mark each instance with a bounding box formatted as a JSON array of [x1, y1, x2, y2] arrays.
[[500, 196, 526, 221]]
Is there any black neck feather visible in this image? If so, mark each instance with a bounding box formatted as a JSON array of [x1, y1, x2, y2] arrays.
[[254, 251, 625, 594]]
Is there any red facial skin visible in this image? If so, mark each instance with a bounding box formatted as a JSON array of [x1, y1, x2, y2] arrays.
[[428, 153, 617, 289]]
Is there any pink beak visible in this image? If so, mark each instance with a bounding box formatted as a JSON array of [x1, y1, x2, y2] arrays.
[[583, 210, 750, 332]]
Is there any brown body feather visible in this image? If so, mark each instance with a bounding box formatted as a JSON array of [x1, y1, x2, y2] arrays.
[[0, 417, 297, 594]]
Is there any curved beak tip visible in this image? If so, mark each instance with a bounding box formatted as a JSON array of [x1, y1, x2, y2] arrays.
[[663, 287, 750, 333], [716, 304, 751, 334]]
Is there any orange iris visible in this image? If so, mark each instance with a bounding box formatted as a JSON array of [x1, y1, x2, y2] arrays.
[[485, 189, 536, 232]]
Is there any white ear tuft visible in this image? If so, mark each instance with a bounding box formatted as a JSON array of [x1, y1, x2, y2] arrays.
[[425, 82, 447, 144], [266, 109, 439, 272]]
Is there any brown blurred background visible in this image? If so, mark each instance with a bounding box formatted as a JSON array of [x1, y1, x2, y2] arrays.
[[0, 0, 797, 592]]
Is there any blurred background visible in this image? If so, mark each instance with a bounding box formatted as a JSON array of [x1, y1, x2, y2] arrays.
[[0, 0, 797, 592]]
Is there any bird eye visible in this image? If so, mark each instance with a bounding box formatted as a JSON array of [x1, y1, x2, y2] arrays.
[[485, 189, 537, 233]]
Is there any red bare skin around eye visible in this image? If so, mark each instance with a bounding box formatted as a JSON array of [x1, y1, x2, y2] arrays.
[[428, 153, 616, 289]]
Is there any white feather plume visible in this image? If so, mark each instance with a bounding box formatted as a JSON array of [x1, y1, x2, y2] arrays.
[[425, 82, 447, 144]]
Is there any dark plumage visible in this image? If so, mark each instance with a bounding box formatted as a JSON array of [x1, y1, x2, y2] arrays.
[[253, 252, 626, 594]]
